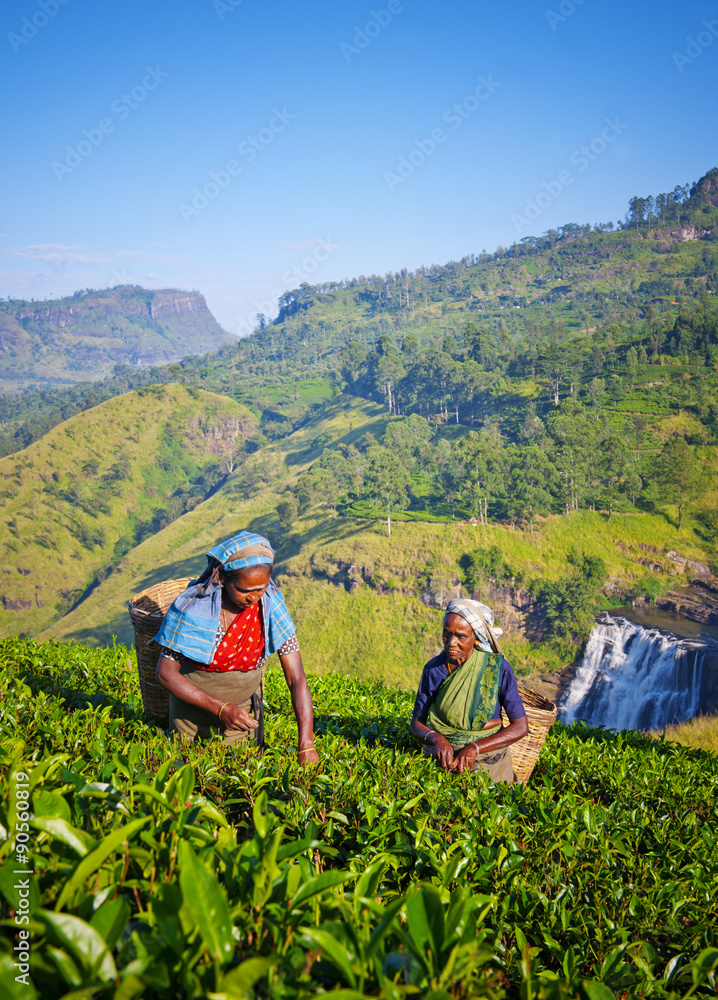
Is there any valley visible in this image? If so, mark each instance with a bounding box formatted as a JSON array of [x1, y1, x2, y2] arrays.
[[1, 169, 717, 721]]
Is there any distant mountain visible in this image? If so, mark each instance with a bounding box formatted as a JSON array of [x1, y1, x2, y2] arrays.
[[0, 285, 233, 390]]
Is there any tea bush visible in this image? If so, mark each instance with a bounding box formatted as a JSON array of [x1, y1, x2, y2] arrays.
[[0, 638, 716, 998]]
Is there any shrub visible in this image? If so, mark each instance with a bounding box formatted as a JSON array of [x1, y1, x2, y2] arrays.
[[1, 637, 717, 998], [461, 545, 516, 593]]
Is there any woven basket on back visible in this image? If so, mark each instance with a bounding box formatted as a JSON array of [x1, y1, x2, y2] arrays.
[[128, 578, 191, 717], [501, 682, 557, 784]]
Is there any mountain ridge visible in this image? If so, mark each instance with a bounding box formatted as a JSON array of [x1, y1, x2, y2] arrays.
[[0, 285, 233, 390], [2, 167, 717, 456]]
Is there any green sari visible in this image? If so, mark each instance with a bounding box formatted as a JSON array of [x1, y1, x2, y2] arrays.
[[426, 648, 503, 750]]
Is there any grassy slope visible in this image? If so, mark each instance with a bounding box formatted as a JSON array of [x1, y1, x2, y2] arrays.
[[660, 713, 718, 754], [37, 394, 714, 691], [278, 506, 711, 683], [38, 397, 392, 646], [0, 384, 257, 637]]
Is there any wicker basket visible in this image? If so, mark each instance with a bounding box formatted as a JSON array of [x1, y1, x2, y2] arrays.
[[128, 578, 192, 717], [501, 682, 557, 784]]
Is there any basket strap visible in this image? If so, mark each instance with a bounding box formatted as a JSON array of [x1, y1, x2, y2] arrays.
[[252, 663, 266, 753]]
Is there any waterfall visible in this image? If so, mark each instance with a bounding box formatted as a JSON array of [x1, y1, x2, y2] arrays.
[[559, 614, 712, 732]]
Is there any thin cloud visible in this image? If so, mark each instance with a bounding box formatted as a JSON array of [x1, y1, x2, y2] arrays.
[[1, 244, 110, 271], [0, 244, 182, 272]]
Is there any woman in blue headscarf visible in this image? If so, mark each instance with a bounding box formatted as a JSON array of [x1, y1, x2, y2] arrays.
[[154, 530, 319, 766]]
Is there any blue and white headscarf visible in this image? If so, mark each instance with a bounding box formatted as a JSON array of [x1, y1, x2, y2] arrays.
[[444, 598, 503, 654], [206, 530, 274, 572], [153, 531, 295, 665]]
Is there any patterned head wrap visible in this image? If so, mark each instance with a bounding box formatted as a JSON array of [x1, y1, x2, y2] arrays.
[[207, 531, 274, 572], [444, 598, 503, 653], [152, 529, 294, 665], [191, 531, 274, 598]]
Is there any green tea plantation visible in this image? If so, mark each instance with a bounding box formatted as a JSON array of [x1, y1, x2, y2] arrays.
[[0, 638, 716, 999]]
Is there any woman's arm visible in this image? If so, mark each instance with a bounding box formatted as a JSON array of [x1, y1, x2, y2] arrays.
[[155, 655, 258, 731], [278, 650, 320, 766], [452, 716, 529, 773], [409, 716, 455, 770]]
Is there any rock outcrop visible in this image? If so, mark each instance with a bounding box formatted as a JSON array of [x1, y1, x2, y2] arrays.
[[0, 286, 232, 389], [295, 556, 541, 636], [653, 581, 718, 625]]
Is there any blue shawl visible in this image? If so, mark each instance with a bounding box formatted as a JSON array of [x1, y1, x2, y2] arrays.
[[153, 531, 296, 665]]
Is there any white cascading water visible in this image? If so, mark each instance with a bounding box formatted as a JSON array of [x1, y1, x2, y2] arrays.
[[559, 614, 710, 732]]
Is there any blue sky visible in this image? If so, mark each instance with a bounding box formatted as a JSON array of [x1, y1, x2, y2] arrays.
[[1, 0, 716, 334]]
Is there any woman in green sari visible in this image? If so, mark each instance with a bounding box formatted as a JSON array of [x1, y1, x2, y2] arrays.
[[409, 599, 528, 782]]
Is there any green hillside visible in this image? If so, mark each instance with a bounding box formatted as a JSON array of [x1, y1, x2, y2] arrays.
[[164, 167, 718, 418], [0, 285, 232, 391], [2, 167, 717, 692], [31, 395, 715, 689], [34, 397, 395, 650], [1, 636, 716, 998], [0, 385, 258, 637]]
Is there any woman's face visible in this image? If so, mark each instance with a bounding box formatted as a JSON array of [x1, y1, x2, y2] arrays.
[[220, 564, 272, 611], [442, 613, 477, 668]]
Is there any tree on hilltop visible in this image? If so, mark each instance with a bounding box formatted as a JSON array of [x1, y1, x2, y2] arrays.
[[599, 432, 638, 519], [276, 495, 298, 530], [508, 445, 555, 532]]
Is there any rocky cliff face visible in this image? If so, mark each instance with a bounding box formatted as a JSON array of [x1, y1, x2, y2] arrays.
[[150, 293, 208, 320], [418, 577, 538, 638], [670, 225, 716, 242], [653, 581, 718, 625], [0, 286, 233, 389], [291, 555, 541, 636], [623, 548, 718, 625]]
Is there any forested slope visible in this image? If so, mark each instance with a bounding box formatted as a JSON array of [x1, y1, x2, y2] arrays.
[[174, 167, 718, 414]]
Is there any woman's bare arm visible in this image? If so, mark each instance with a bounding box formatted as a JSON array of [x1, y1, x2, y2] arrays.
[[453, 716, 529, 773], [278, 650, 320, 765], [155, 655, 258, 730]]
